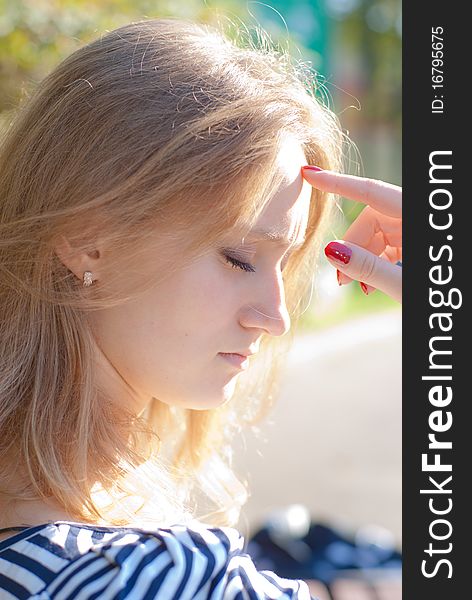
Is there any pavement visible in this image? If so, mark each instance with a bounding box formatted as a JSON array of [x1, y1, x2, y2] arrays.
[[234, 309, 402, 549]]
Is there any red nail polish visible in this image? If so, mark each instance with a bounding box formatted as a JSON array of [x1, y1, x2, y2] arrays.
[[360, 282, 369, 295], [302, 165, 323, 172], [324, 241, 352, 265], [336, 270, 342, 286]]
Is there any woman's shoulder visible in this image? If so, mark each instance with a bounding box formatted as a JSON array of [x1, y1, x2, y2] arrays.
[[0, 520, 314, 599]]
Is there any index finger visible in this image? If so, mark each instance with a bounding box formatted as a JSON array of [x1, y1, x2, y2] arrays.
[[301, 167, 402, 218]]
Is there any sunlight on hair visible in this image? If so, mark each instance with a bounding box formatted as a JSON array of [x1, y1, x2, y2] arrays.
[[0, 17, 350, 528]]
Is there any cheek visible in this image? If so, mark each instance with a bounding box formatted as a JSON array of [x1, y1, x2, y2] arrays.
[[190, 274, 239, 330], [139, 264, 244, 403], [116, 262, 246, 407], [151, 260, 241, 339]]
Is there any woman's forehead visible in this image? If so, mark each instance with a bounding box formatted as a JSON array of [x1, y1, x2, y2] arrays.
[[251, 142, 311, 245], [275, 135, 308, 181], [223, 141, 311, 248]]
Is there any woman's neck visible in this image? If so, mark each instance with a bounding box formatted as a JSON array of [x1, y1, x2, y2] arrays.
[[0, 496, 76, 530]]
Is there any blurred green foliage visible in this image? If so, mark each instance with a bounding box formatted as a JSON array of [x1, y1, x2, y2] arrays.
[[0, 0, 236, 112], [0, 0, 401, 121], [332, 0, 401, 127]]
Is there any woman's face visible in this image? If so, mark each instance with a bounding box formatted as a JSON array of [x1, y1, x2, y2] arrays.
[[89, 138, 312, 413]]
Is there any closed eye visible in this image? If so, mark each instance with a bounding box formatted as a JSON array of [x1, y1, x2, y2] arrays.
[[224, 254, 294, 274], [223, 254, 256, 273]]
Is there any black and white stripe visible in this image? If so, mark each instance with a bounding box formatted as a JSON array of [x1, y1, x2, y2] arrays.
[[0, 521, 315, 599]]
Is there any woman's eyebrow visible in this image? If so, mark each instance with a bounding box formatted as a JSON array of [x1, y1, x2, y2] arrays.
[[243, 227, 306, 248]]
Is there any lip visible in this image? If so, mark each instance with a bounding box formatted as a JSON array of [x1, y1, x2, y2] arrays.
[[218, 352, 250, 370]]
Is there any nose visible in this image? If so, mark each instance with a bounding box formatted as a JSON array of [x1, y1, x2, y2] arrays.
[[238, 272, 291, 337]]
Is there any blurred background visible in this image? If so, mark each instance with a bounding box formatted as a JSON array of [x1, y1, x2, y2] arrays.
[[0, 0, 401, 589]]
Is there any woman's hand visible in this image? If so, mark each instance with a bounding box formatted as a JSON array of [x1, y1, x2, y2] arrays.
[[301, 166, 402, 303]]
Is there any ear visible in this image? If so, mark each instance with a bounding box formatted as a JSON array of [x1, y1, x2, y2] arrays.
[[53, 234, 101, 282]]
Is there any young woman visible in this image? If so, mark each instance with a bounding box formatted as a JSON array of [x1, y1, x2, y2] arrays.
[[0, 18, 401, 598]]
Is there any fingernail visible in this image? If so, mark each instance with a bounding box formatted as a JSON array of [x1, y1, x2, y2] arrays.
[[302, 165, 323, 172], [360, 282, 369, 295], [324, 241, 352, 265], [336, 269, 342, 286]]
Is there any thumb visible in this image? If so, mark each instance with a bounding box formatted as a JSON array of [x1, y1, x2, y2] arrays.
[[325, 240, 402, 303]]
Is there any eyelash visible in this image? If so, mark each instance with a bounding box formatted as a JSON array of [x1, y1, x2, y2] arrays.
[[223, 254, 256, 273], [223, 252, 291, 273]]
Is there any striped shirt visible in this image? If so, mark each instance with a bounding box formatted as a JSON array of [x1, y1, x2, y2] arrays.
[[0, 520, 316, 599]]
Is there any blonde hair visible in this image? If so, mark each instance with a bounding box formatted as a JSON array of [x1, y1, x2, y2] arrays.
[[0, 18, 344, 528]]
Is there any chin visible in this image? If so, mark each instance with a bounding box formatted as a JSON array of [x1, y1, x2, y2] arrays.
[[157, 380, 237, 411], [189, 390, 235, 411], [189, 379, 238, 410]]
